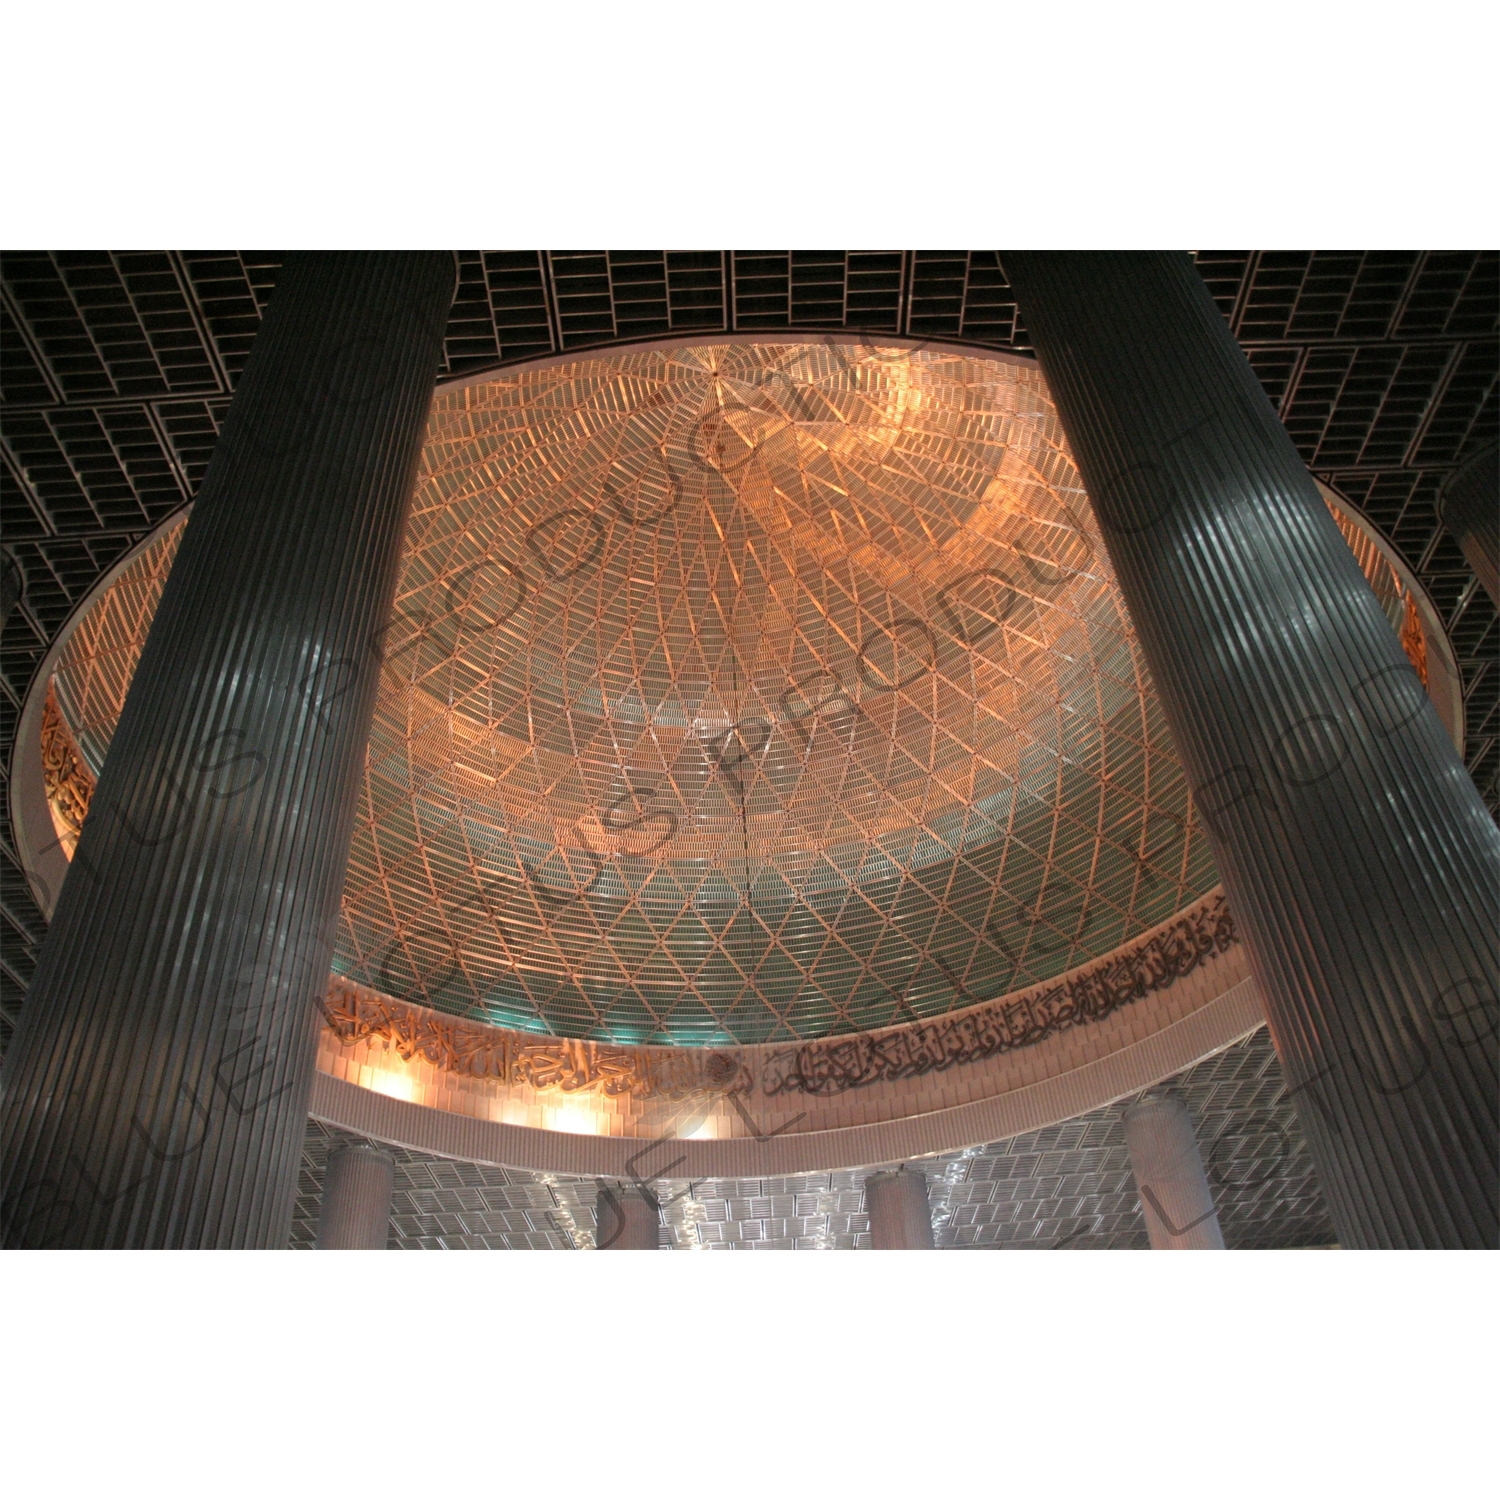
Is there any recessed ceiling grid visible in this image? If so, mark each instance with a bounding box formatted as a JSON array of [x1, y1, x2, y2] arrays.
[[4, 250, 1495, 1056], [1196, 251, 1497, 802]]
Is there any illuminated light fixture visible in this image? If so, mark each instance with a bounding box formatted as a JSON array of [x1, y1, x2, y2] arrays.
[[547, 1105, 601, 1136], [368, 1070, 415, 1103]]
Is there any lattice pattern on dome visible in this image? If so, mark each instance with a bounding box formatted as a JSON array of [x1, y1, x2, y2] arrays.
[[44, 341, 1229, 1047], [334, 342, 1218, 1045]]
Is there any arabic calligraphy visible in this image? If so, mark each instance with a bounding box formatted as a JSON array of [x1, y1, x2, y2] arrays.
[[760, 893, 1238, 1096], [323, 891, 1238, 1105], [322, 977, 752, 1099]]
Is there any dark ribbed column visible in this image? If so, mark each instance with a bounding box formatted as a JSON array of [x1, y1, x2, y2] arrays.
[[1, 252, 455, 1249], [1122, 1096, 1225, 1250], [595, 1183, 661, 1249], [1004, 253, 1499, 1249], [0, 548, 22, 630], [1438, 442, 1498, 609], [865, 1169, 935, 1248], [316, 1143, 395, 1249]]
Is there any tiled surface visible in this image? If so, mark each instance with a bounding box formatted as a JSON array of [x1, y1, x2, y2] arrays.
[[290, 1025, 1336, 1250]]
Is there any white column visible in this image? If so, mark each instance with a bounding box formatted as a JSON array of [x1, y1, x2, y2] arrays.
[[316, 1142, 395, 1250], [1123, 1096, 1225, 1250], [865, 1169, 935, 1248]]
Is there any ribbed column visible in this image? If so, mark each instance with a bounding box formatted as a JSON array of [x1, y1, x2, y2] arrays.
[[1004, 253, 1499, 1249], [1, 252, 456, 1249], [865, 1169, 935, 1248], [1438, 442, 1498, 609], [1, 548, 21, 629], [595, 1183, 661, 1249], [1122, 1096, 1225, 1250], [316, 1143, 395, 1249]]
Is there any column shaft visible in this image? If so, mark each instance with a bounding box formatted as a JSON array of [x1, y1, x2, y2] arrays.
[[1123, 1097, 1225, 1249], [1, 252, 455, 1248], [316, 1143, 395, 1249], [1004, 252, 1499, 1249], [865, 1169, 935, 1248], [595, 1184, 660, 1249]]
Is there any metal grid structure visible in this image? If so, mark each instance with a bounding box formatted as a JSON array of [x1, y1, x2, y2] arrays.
[[43, 342, 1220, 1045], [3, 251, 1494, 1061], [289, 1025, 1336, 1250], [1192, 251, 1496, 798], [344, 344, 1212, 1043]]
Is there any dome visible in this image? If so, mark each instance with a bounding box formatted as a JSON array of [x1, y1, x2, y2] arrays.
[[50, 339, 1221, 1044]]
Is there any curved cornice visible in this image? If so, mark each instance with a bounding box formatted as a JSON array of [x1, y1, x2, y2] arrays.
[[310, 978, 1267, 1177], [311, 887, 1266, 1175]]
